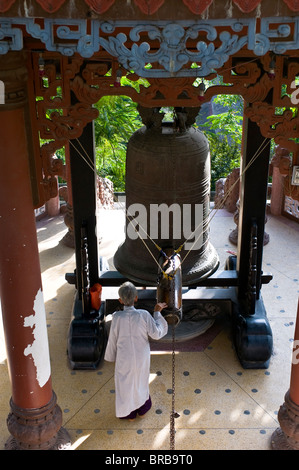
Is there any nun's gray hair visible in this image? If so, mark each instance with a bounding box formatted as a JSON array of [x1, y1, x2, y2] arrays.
[[118, 282, 137, 306]]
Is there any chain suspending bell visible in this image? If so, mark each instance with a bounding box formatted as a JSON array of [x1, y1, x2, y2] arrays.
[[157, 248, 181, 450], [113, 106, 220, 450]]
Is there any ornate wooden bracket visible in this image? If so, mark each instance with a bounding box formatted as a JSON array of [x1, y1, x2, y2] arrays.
[[28, 49, 299, 207]]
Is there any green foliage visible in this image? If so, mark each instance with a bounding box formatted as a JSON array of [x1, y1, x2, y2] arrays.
[[94, 95, 142, 191], [204, 94, 243, 146], [198, 94, 243, 191], [94, 91, 244, 193], [207, 135, 241, 190]]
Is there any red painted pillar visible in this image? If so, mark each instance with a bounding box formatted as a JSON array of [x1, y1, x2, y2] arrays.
[[272, 298, 299, 450], [0, 51, 70, 450]]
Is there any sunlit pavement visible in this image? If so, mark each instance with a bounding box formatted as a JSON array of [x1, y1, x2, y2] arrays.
[[1, 206, 298, 450]]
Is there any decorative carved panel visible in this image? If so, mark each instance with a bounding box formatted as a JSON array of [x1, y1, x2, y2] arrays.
[[2, 17, 299, 67], [284, 196, 299, 218], [283, 0, 299, 11], [36, 0, 66, 12], [1, 0, 299, 15], [0, 0, 15, 13], [84, 0, 115, 14], [0, 0, 15, 12], [182, 0, 213, 14], [233, 0, 262, 12], [133, 0, 165, 14], [22, 19, 299, 207]]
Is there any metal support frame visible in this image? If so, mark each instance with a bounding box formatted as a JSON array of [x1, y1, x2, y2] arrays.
[[237, 110, 271, 305], [69, 113, 98, 297], [67, 107, 107, 369], [65, 109, 274, 369], [233, 106, 273, 368]]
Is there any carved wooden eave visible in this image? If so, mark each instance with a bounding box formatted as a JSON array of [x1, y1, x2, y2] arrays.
[[1, 0, 299, 18], [1, 0, 299, 207], [27, 50, 299, 207]]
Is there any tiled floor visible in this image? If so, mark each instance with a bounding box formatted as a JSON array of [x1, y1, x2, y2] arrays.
[[0, 206, 298, 451]]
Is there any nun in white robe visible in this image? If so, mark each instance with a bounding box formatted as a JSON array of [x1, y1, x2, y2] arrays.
[[104, 291, 168, 418]]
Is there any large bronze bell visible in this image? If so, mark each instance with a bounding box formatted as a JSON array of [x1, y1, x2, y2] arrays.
[[114, 106, 219, 286]]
